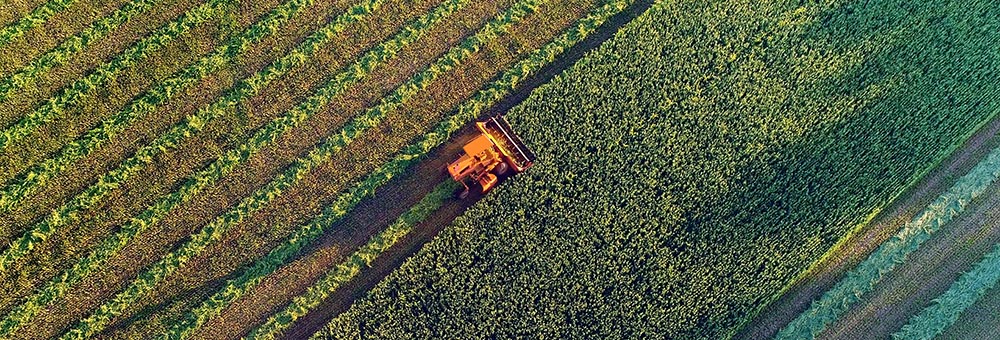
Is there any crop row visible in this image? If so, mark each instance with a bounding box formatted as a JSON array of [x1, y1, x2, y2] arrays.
[[237, 1, 635, 337], [157, 0, 566, 334], [245, 182, 456, 340], [0, 0, 78, 48], [0, 0, 389, 336], [0, 0, 339, 275], [776, 143, 1000, 339], [0, 0, 166, 103], [0, 0, 227, 151], [55, 0, 544, 338], [892, 230, 1000, 339]]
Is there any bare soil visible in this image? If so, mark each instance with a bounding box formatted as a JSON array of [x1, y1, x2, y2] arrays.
[[734, 116, 1000, 339]]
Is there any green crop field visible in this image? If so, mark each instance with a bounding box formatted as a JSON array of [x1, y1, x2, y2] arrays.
[[1, 0, 998, 338]]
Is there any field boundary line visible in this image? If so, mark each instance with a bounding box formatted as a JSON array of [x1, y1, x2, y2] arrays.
[[774, 134, 1000, 339], [0, 0, 78, 48], [0, 0, 228, 150], [731, 107, 1000, 339], [0, 0, 167, 103], [237, 2, 634, 338], [0, 0, 386, 336], [57, 0, 545, 337]]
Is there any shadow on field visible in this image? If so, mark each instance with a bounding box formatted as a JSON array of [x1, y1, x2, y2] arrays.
[[271, 0, 657, 338], [732, 0, 1000, 338]]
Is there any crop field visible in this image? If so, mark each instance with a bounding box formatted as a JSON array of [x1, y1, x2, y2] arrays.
[[2, 0, 998, 338]]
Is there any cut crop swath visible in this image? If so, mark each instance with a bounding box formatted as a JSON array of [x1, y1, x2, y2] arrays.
[[0, 0, 167, 103], [0, 0, 458, 336], [0, 0, 227, 151], [56, 0, 545, 338], [0, 1, 387, 336], [246, 181, 457, 340], [776, 143, 1000, 339], [893, 242, 1000, 340], [0, 0, 78, 48], [0, 0, 342, 274], [163, 1, 633, 338]]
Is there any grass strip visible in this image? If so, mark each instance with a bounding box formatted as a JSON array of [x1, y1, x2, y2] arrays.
[[892, 243, 1000, 339], [0, 0, 226, 150], [775, 143, 1000, 339], [0, 0, 78, 48], [244, 181, 457, 340], [163, 1, 631, 338], [57, 0, 544, 338], [0, 0, 391, 336], [0, 0, 342, 273], [0, 0, 166, 103]]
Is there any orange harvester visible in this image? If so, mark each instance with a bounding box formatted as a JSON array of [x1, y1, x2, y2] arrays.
[[447, 116, 536, 198]]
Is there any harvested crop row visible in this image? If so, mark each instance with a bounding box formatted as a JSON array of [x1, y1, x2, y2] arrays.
[[0, 0, 341, 276], [0, 0, 78, 48], [92, 0, 508, 337], [53, 1, 543, 338], [891, 233, 1000, 338], [170, 2, 621, 338], [0, 0, 389, 337], [0, 0, 227, 151], [776, 144, 1000, 339], [247, 182, 457, 340], [0, 0, 461, 335], [0, 0, 166, 104], [323, 0, 1000, 337]]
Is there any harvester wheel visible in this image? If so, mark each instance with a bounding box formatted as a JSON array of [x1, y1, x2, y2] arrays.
[[493, 162, 509, 176], [457, 188, 470, 200]]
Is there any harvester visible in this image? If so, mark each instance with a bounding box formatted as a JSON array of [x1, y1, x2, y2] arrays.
[[447, 115, 536, 199]]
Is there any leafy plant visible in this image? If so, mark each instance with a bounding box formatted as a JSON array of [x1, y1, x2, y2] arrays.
[[57, 1, 545, 337]]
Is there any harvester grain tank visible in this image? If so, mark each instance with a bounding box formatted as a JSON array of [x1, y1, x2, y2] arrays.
[[447, 115, 536, 198]]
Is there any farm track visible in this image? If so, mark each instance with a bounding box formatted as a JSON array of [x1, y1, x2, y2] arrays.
[[734, 111, 1000, 339], [0, 0, 328, 308], [186, 0, 605, 337], [208, 1, 649, 338], [819, 167, 1000, 339], [50, 0, 550, 336], [103, 0, 538, 336]]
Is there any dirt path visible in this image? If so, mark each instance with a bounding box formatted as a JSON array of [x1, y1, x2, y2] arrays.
[[734, 115, 1000, 339], [279, 1, 655, 338], [819, 177, 1000, 339]]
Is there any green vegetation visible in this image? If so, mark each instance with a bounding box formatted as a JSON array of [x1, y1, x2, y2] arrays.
[[322, 0, 1000, 337], [0, 0, 79, 48], [0, 0, 389, 336], [153, 0, 478, 336], [0, 0, 165, 102], [0, 0, 336, 273], [892, 243, 1000, 340], [243, 182, 456, 340], [57, 1, 546, 337], [777, 142, 1000, 338], [0, 0, 227, 150]]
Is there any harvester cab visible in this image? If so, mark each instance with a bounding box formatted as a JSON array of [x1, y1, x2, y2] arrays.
[[447, 115, 536, 199]]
